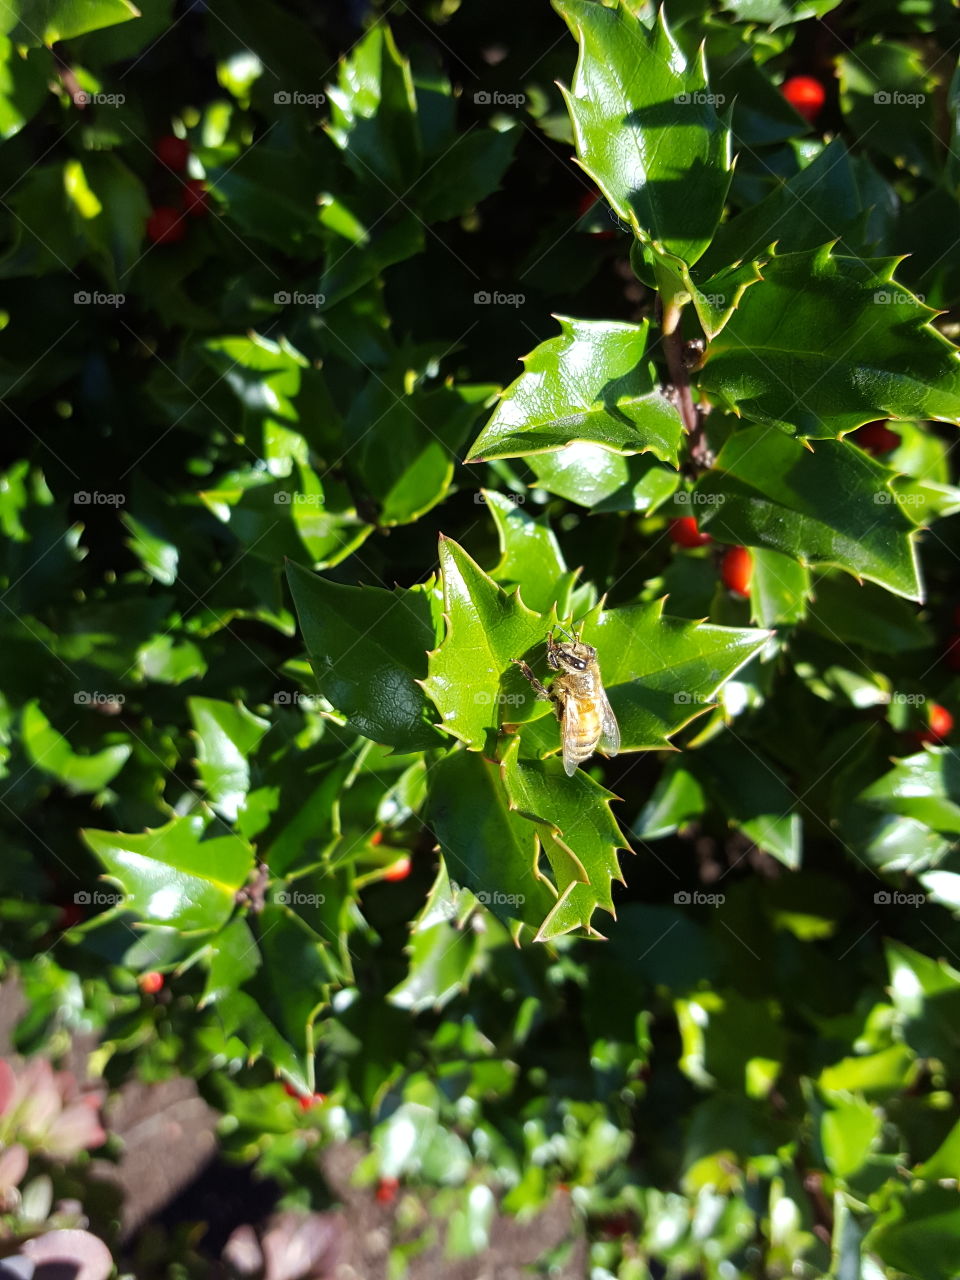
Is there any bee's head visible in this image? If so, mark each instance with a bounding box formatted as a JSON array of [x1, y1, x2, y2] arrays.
[[549, 632, 596, 672]]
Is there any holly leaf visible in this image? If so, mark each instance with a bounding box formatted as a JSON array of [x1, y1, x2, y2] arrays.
[[465, 317, 683, 465], [695, 426, 923, 600], [749, 547, 810, 627], [388, 863, 486, 1013], [422, 537, 549, 750], [695, 734, 802, 869], [501, 735, 626, 939], [554, 0, 731, 265], [82, 814, 253, 933], [528, 446, 679, 512], [326, 23, 422, 191], [698, 245, 960, 437], [483, 490, 575, 615], [21, 700, 130, 795], [859, 749, 960, 836], [188, 698, 270, 824], [426, 749, 559, 934], [287, 561, 445, 752], [5, 0, 139, 46]]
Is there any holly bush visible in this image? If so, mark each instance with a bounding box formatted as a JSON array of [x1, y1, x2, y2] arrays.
[[4, 0, 960, 1275]]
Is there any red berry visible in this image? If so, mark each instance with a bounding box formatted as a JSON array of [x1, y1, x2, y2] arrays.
[[383, 856, 411, 882], [155, 134, 190, 171], [370, 830, 383, 846], [146, 206, 186, 244], [56, 902, 85, 930], [781, 75, 826, 123], [139, 971, 164, 994], [929, 703, 954, 740], [181, 179, 209, 218], [854, 422, 901, 456], [721, 546, 753, 598], [945, 636, 960, 672], [376, 1177, 399, 1204], [283, 1081, 326, 1109], [670, 516, 711, 548]]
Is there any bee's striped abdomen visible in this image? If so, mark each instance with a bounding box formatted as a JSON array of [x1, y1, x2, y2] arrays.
[[566, 698, 602, 760]]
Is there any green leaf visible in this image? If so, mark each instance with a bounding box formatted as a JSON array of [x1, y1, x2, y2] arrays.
[[426, 750, 559, 934], [699, 139, 864, 276], [0, 38, 50, 140], [633, 759, 706, 840], [388, 863, 485, 1013], [287, 561, 444, 752], [413, 128, 518, 222], [575, 598, 769, 753], [821, 1095, 882, 1180], [4, 0, 139, 46], [346, 381, 495, 526], [886, 941, 960, 1068], [21, 700, 130, 795], [326, 24, 422, 191], [188, 698, 270, 824], [749, 547, 810, 627], [695, 735, 801, 869], [718, 0, 840, 25], [201, 916, 261, 1005], [859, 750, 960, 836], [555, 0, 731, 265], [466, 317, 682, 465], [528, 445, 678, 512], [695, 426, 922, 601], [806, 574, 933, 652], [839, 40, 937, 178], [500, 735, 626, 939], [422, 538, 549, 751], [698, 245, 960, 437], [82, 814, 253, 933], [870, 1186, 960, 1280], [483, 490, 573, 615]]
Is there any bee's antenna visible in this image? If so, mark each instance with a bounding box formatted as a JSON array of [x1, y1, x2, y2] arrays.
[[554, 623, 573, 641]]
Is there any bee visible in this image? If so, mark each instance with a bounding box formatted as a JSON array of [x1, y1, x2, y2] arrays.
[[513, 628, 620, 777]]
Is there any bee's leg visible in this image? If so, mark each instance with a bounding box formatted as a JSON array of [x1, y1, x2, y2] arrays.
[[512, 658, 552, 701]]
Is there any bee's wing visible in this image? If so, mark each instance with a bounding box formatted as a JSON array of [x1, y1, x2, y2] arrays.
[[560, 692, 582, 778], [599, 688, 620, 758]]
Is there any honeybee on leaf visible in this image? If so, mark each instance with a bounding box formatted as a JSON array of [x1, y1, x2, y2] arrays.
[[513, 627, 620, 777]]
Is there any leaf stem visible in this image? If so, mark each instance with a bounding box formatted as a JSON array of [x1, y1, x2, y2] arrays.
[[660, 300, 711, 470]]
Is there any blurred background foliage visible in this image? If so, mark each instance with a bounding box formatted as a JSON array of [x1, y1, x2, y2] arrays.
[[1, 0, 960, 1276]]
